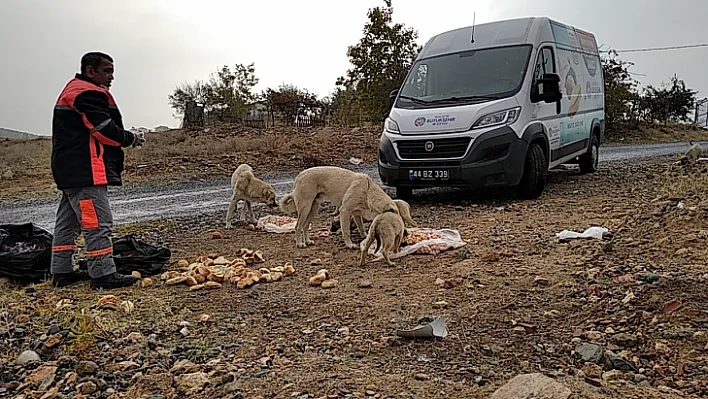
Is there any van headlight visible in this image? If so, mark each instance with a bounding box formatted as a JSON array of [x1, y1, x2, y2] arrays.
[[385, 118, 401, 134], [472, 107, 521, 130]]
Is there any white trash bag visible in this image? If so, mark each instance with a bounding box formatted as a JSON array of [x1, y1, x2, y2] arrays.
[[256, 215, 297, 234], [360, 227, 467, 262]]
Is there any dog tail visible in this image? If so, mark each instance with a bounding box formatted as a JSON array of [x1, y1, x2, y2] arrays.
[[374, 235, 382, 253], [402, 214, 417, 227], [278, 193, 297, 214]]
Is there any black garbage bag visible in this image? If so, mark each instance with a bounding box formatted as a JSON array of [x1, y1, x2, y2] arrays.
[[0, 223, 53, 283], [110, 235, 171, 277]]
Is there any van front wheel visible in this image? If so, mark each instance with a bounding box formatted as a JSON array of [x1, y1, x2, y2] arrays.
[[395, 187, 413, 200], [515, 142, 548, 200]]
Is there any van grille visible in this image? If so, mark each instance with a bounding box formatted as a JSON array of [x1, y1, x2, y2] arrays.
[[396, 137, 471, 159]]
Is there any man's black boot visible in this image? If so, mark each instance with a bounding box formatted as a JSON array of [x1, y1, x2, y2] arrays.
[[52, 270, 90, 288], [90, 272, 138, 290]]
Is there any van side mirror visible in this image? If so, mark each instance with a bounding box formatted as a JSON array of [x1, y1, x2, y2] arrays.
[[389, 89, 399, 108], [539, 73, 562, 103]]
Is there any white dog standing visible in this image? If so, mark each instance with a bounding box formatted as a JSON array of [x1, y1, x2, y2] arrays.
[[225, 164, 277, 229]]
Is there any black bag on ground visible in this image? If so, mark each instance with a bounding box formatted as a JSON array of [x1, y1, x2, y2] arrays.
[[0, 223, 53, 283], [110, 235, 171, 277]]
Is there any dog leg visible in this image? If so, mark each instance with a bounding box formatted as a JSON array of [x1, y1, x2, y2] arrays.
[[303, 205, 319, 246], [359, 234, 374, 266], [245, 201, 257, 225], [353, 214, 366, 237], [225, 194, 238, 229], [382, 250, 395, 266], [394, 233, 403, 254], [339, 210, 358, 249], [294, 201, 314, 248]]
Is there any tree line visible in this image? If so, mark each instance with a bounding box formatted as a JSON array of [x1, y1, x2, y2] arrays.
[[168, 0, 699, 135]]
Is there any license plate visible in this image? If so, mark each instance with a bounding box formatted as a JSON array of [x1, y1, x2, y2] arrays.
[[408, 169, 449, 181]]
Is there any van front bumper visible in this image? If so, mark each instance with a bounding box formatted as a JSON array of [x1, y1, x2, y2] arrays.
[[377, 126, 528, 189]]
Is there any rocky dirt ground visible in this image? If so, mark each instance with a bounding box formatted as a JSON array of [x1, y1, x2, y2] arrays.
[[1, 154, 707, 399]]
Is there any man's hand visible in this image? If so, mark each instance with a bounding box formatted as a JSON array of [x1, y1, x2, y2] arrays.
[[131, 132, 146, 148]]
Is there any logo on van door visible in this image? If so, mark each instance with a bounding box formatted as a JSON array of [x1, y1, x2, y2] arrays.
[[414, 117, 426, 127]]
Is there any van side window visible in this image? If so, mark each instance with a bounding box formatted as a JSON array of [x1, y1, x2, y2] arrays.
[[532, 47, 555, 97]]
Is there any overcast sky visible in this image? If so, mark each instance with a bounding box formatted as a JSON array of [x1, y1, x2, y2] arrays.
[[1, 0, 706, 135]]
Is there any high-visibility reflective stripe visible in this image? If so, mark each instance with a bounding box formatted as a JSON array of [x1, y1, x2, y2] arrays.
[[90, 118, 112, 132], [85, 246, 112, 257], [87, 135, 108, 185], [79, 199, 100, 229], [52, 244, 77, 252]]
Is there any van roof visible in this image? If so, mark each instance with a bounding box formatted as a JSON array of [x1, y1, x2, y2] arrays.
[[418, 16, 597, 59]]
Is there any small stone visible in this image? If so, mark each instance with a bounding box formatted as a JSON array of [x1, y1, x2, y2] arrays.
[[533, 277, 550, 286], [211, 231, 223, 239], [43, 333, 64, 348], [175, 372, 210, 395], [26, 365, 57, 388], [575, 343, 605, 364], [582, 363, 603, 379], [76, 361, 99, 376], [15, 350, 40, 365], [490, 373, 571, 399], [432, 301, 449, 309], [602, 370, 624, 381], [414, 373, 430, 381], [612, 333, 638, 348], [586, 331, 604, 341], [39, 387, 59, 399], [78, 381, 98, 395], [358, 280, 373, 288]]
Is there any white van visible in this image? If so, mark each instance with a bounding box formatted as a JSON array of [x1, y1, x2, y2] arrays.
[[379, 17, 605, 199]]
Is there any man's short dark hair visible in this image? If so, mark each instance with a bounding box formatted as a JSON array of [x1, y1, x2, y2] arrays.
[[80, 52, 113, 74]]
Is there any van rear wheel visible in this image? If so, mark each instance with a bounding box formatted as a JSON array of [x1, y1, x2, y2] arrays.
[[516, 142, 547, 200], [579, 134, 599, 174]]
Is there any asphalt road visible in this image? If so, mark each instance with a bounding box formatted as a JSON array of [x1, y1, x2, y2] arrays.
[[1, 140, 703, 233]]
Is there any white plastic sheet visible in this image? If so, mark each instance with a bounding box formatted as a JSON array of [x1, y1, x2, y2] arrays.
[[555, 226, 608, 240], [256, 215, 297, 234], [360, 227, 467, 262]]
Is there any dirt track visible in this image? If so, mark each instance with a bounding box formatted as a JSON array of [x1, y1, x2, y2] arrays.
[[1, 154, 707, 399], [1, 140, 705, 232]]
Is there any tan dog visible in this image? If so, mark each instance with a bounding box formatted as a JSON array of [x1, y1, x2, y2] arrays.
[[359, 211, 406, 266], [225, 164, 277, 229], [337, 174, 399, 249], [279, 166, 397, 249], [329, 199, 417, 233], [279, 166, 367, 248]]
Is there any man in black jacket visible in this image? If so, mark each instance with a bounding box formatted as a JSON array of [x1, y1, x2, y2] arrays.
[[50, 51, 146, 290]]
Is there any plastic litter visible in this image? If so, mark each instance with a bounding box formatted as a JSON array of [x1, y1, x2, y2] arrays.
[[256, 215, 298, 234], [0, 223, 53, 283], [360, 227, 467, 262], [396, 316, 449, 339], [555, 226, 608, 241]]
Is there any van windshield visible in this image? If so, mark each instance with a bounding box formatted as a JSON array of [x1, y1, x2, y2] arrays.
[[396, 44, 532, 108]]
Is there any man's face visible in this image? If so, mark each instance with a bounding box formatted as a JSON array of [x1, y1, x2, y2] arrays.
[[86, 58, 114, 89]]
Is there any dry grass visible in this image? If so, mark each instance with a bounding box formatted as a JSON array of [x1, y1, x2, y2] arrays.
[[606, 123, 708, 145], [659, 163, 708, 199]]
